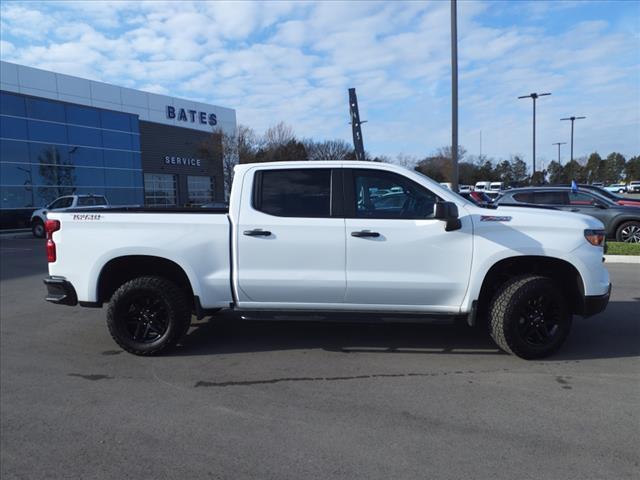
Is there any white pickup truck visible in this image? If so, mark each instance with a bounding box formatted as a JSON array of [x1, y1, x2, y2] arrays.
[[43, 161, 611, 359]]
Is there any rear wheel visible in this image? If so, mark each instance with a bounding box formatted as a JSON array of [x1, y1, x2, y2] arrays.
[[489, 275, 572, 359], [616, 221, 640, 243], [107, 276, 191, 355], [32, 219, 45, 238]]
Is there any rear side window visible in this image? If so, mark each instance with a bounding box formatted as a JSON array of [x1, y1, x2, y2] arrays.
[[533, 191, 568, 205], [254, 169, 331, 217], [77, 196, 106, 206], [512, 192, 534, 203]]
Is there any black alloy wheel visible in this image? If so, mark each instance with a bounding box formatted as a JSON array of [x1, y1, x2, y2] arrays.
[[123, 294, 169, 343], [516, 293, 563, 348], [107, 276, 191, 355], [489, 275, 572, 359]]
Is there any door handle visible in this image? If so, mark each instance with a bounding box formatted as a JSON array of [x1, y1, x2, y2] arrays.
[[243, 229, 272, 237], [351, 230, 380, 238]]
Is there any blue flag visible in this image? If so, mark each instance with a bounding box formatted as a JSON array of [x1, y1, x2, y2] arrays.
[[571, 180, 578, 193]]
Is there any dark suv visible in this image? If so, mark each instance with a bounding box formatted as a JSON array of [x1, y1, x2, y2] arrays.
[[497, 187, 640, 243]]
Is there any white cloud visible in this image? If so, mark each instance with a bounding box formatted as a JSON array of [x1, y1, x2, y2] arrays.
[[0, 0, 637, 162]]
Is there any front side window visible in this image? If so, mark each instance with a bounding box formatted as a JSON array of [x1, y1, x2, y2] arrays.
[[352, 170, 439, 219], [569, 192, 598, 206], [254, 169, 331, 218], [49, 197, 73, 209]]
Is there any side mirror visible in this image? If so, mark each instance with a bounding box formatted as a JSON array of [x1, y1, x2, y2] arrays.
[[434, 201, 462, 231], [595, 201, 608, 209]]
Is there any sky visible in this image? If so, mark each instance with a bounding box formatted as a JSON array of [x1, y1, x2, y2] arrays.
[[1, 0, 639, 167]]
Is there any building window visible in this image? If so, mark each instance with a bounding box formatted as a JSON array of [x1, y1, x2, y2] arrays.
[[187, 175, 214, 206], [144, 173, 176, 207]]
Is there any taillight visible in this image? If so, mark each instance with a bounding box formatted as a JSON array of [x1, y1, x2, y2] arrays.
[[45, 219, 60, 262], [584, 229, 605, 247]]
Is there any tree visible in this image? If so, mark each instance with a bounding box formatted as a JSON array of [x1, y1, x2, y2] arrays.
[[603, 152, 625, 184], [546, 161, 564, 184], [255, 139, 307, 163], [625, 156, 640, 180], [263, 122, 295, 149], [583, 152, 603, 183], [493, 160, 514, 184], [304, 139, 353, 160], [510, 156, 529, 185], [236, 124, 259, 164]]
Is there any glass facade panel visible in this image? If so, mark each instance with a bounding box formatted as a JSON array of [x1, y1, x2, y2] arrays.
[[102, 130, 133, 150], [187, 176, 214, 205], [1, 116, 28, 139], [144, 173, 176, 206], [70, 147, 103, 168], [106, 188, 144, 206], [28, 120, 67, 143], [68, 125, 102, 147], [75, 166, 105, 188], [29, 143, 69, 167], [104, 150, 133, 169], [101, 110, 132, 132], [0, 139, 29, 163], [105, 169, 136, 187], [0, 92, 26, 116], [26, 97, 66, 122], [0, 162, 33, 187], [66, 104, 100, 127], [1, 186, 35, 209]]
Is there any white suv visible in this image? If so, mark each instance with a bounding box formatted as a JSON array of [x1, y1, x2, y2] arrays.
[[31, 195, 108, 237]]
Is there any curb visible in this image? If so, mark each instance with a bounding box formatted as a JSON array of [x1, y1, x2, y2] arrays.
[[604, 255, 640, 264]]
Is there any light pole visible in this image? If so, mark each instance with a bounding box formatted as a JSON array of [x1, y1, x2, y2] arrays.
[[518, 92, 551, 179], [450, 0, 459, 192], [560, 116, 586, 162], [552, 142, 566, 165]]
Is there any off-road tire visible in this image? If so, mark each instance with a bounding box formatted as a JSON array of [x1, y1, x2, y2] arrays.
[[107, 276, 191, 355], [615, 221, 640, 243], [489, 275, 571, 359], [32, 219, 45, 238]]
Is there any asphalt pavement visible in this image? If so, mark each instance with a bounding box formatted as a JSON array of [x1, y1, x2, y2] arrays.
[[1, 237, 638, 480]]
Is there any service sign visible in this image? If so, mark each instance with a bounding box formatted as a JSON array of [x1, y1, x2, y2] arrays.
[[164, 156, 202, 167]]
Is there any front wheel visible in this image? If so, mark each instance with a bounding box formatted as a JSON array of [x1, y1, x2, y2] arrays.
[[107, 276, 191, 355], [616, 221, 640, 243], [489, 275, 572, 359]]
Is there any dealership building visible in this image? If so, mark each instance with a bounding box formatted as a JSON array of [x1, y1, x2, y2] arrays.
[[0, 60, 236, 229]]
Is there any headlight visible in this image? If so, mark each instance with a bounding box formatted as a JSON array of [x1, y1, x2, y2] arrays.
[[584, 229, 606, 247]]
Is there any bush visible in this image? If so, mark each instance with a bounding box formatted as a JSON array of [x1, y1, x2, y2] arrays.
[[606, 242, 640, 256]]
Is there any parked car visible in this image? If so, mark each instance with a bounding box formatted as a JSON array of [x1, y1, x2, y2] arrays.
[[592, 182, 604, 187], [31, 195, 109, 237], [474, 181, 491, 191], [43, 161, 610, 360], [628, 181, 640, 193], [557, 184, 640, 207], [604, 184, 627, 193], [461, 190, 494, 205], [497, 187, 640, 242], [458, 185, 472, 194], [489, 182, 503, 192]]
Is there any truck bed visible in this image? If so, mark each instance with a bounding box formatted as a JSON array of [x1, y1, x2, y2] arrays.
[[47, 210, 232, 309]]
